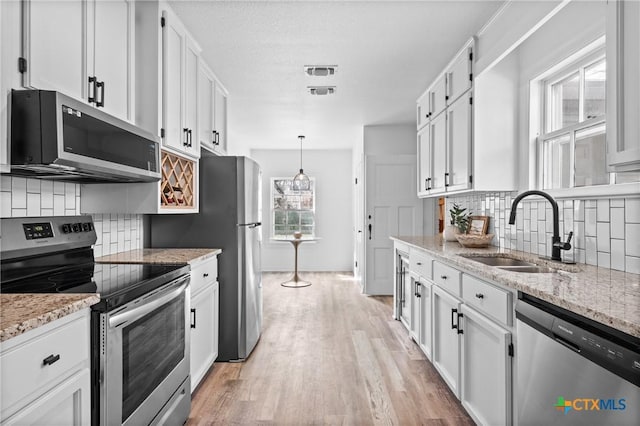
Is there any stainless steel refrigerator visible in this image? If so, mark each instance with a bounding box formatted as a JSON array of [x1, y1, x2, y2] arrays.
[[150, 154, 262, 361]]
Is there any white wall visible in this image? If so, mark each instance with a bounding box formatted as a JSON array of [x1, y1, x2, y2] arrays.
[[251, 149, 353, 272]]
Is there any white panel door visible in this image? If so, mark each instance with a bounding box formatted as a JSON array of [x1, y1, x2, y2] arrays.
[[23, 0, 86, 101], [448, 45, 473, 105], [92, 0, 131, 121], [162, 9, 186, 152], [460, 304, 512, 426], [198, 62, 216, 150], [417, 279, 432, 360], [447, 93, 472, 192], [190, 284, 216, 392], [431, 73, 447, 117], [432, 285, 462, 397], [213, 82, 228, 154], [364, 155, 423, 295], [431, 111, 447, 194], [183, 34, 200, 157], [417, 123, 432, 197], [354, 160, 364, 283]]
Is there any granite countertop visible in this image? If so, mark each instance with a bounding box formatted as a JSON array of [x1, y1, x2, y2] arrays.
[[96, 248, 222, 265], [392, 235, 640, 338], [0, 294, 100, 343]]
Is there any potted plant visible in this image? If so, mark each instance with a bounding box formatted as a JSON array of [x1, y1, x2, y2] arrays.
[[444, 203, 470, 241]]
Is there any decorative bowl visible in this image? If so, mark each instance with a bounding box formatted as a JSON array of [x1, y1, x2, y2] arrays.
[[293, 231, 302, 239], [455, 233, 494, 248]]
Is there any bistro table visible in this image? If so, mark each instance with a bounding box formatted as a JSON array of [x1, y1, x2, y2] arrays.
[[271, 236, 320, 287]]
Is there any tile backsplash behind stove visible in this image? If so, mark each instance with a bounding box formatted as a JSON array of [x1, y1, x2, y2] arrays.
[[1, 176, 143, 257], [446, 192, 640, 274]]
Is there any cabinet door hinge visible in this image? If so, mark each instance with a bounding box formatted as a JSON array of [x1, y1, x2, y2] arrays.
[[161, 17, 165, 27], [469, 97, 473, 105], [469, 51, 473, 62], [355, 261, 358, 268], [160, 128, 165, 139], [18, 57, 27, 73], [355, 178, 358, 185], [508, 343, 514, 357], [469, 73, 473, 82], [469, 175, 473, 184]]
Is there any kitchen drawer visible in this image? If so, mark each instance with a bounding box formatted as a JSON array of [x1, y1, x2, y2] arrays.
[[409, 249, 432, 279], [190, 257, 218, 295], [433, 261, 461, 297], [461, 274, 512, 326], [0, 312, 89, 414]]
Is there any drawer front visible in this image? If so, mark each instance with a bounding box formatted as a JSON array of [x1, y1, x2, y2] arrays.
[[410, 249, 432, 279], [432, 261, 461, 297], [1, 313, 89, 414], [462, 274, 512, 326], [190, 257, 218, 295]]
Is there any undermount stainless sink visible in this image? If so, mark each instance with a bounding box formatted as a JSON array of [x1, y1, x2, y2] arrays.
[[462, 255, 556, 273], [463, 256, 535, 267]]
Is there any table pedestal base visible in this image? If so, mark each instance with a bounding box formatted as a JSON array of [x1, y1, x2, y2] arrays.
[[281, 278, 311, 288], [280, 239, 312, 288]]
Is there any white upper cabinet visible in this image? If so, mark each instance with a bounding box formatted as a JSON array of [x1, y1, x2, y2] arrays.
[[606, 0, 640, 171], [416, 90, 430, 130], [213, 82, 228, 155], [91, 0, 132, 120], [431, 111, 447, 193], [417, 123, 432, 196], [198, 61, 228, 156], [1, 0, 21, 173], [446, 92, 472, 192], [162, 8, 200, 158], [430, 73, 447, 119], [22, 0, 133, 121], [447, 42, 473, 104]]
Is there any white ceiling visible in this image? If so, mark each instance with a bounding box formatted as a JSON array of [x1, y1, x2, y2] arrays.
[[168, 0, 505, 152]]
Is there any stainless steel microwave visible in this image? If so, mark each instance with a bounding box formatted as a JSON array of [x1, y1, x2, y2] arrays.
[[10, 89, 160, 182]]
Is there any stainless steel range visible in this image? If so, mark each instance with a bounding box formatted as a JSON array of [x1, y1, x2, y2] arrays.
[[0, 216, 191, 426]]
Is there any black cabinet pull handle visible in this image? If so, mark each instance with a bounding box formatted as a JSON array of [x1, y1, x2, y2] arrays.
[[457, 312, 464, 334], [203, 273, 209, 278], [440, 275, 448, 280], [426, 177, 432, 190], [425, 178, 428, 191], [188, 129, 193, 147], [88, 76, 97, 103], [215, 130, 220, 145], [96, 80, 105, 107], [444, 172, 450, 187], [190, 308, 196, 328], [416, 262, 422, 266], [183, 128, 189, 146], [475, 293, 484, 299], [212, 130, 216, 145], [43, 354, 60, 366], [451, 308, 458, 330], [368, 223, 372, 240]]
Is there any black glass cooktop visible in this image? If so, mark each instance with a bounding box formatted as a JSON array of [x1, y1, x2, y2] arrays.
[[1, 248, 188, 311]]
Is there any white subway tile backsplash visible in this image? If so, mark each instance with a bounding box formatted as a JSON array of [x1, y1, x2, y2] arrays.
[[447, 191, 638, 273], [610, 208, 625, 239], [596, 222, 610, 253], [625, 224, 640, 257], [1, 191, 11, 217], [1, 177, 143, 256], [596, 199, 609, 222], [610, 239, 625, 271], [626, 198, 640, 224], [626, 256, 640, 275]]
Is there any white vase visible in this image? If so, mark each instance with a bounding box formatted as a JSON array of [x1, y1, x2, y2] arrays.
[[443, 224, 460, 242]]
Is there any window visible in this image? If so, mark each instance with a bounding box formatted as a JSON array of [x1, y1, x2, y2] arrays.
[[271, 178, 315, 237], [537, 47, 639, 192]]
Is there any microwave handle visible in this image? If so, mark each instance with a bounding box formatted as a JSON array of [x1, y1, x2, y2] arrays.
[[108, 276, 189, 328]]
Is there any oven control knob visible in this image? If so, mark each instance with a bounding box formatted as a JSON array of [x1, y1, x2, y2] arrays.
[[72, 223, 81, 233], [62, 224, 72, 234]]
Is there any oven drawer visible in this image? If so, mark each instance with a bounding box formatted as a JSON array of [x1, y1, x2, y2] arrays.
[[190, 257, 218, 295], [0, 310, 89, 416], [461, 274, 512, 326]]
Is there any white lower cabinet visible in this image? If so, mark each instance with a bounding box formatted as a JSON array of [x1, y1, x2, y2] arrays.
[[431, 285, 462, 397], [189, 256, 220, 392], [416, 278, 433, 360], [0, 309, 91, 425], [460, 304, 512, 426], [399, 269, 413, 330]]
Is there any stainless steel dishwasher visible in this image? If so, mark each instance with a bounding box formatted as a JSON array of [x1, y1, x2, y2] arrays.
[[515, 293, 639, 425]]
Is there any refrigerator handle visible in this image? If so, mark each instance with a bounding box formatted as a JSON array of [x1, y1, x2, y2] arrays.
[[238, 222, 262, 228]]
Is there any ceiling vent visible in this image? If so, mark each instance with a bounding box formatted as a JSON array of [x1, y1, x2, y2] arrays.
[[308, 86, 336, 96], [304, 65, 337, 76]]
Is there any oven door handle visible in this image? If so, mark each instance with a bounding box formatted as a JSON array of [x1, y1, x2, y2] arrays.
[[108, 276, 189, 328]]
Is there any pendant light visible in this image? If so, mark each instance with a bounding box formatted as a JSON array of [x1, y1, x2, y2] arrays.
[[292, 135, 310, 191]]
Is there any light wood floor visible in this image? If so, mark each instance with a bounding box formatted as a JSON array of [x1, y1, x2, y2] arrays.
[[187, 272, 473, 425]]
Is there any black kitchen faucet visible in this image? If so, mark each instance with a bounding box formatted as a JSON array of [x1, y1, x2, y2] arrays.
[[508, 190, 573, 262]]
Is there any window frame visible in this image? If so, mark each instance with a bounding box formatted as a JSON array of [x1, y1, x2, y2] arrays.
[[270, 177, 316, 238]]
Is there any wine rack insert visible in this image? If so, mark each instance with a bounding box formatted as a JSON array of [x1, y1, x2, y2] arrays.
[[161, 151, 195, 209]]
